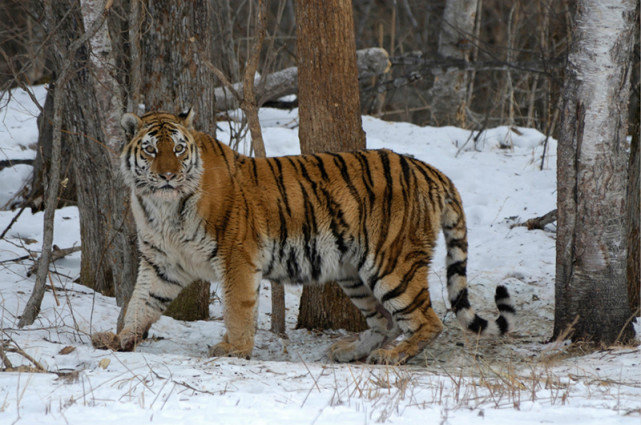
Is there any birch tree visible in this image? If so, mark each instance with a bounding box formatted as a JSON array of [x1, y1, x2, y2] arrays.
[[554, 0, 637, 344]]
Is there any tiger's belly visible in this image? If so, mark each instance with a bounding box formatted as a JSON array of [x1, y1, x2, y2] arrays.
[[260, 233, 361, 285]]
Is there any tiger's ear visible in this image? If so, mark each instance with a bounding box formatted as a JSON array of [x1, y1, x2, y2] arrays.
[[178, 108, 195, 130], [121, 113, 142, 138]]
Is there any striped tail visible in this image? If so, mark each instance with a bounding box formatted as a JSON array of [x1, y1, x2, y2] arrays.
[[442, 192, 515, 336]]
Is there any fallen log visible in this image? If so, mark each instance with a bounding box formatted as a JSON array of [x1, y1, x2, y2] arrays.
[[214, 47, 390, 111]]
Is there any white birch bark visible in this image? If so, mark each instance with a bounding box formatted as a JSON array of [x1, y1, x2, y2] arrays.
[[554, 0, 636, 343], [80, 0, 122, 151]]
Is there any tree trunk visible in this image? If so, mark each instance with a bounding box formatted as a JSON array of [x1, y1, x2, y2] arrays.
[[430, 0, 478, 126], [626, 7, 640, 316], [554, 0, 636, 345], [28, 86, 77, 212], [294, 0, 367, 332], [626, 77, 639, 315], [36, 0, 138, 305], [131, 0, 221, 322]]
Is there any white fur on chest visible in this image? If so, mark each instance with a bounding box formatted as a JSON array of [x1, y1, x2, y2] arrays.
[[131, 191, 219, 284]]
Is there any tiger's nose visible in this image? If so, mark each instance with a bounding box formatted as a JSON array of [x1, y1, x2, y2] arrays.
[[159, 172, 175, 181]]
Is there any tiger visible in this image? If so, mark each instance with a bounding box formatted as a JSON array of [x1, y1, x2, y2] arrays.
[[91, 109, 515, 365]]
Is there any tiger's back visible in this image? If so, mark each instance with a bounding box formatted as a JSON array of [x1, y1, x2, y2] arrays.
[[96, 110, 514, 364]]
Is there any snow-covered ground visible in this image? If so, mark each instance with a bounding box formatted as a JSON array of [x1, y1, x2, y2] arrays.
[[0, 85, 639, 424]]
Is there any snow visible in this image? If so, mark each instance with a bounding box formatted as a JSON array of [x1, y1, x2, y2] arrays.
[[0, 85, 639, 424]]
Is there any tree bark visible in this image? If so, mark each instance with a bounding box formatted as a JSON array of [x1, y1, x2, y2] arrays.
[[28, 87, 77, 212], [626, 5, 640, 316], [294, 0, 367, 332], [626, 77, 639, 315], [554, 0, 636, 345], [19, 0, 119, 327], [430, 0, 478, 126]]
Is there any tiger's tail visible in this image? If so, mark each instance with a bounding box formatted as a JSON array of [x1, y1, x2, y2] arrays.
[[441, 188, 515, 336]]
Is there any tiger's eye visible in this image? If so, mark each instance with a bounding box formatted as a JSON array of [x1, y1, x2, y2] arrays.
[[174, 144, 185, 154], [143, 145, 156, 155]]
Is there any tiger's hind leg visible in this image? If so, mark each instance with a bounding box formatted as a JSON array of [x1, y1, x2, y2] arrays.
[[329, 279, 400, 363], [366, 269, 443, 365]]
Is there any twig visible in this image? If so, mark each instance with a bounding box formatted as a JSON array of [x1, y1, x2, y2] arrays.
[[26, 245, 81, 276], [0, 159, 34, 171], [1, 333, 48, 372], [0, 340, 13, 369], [0, 204, 27, 240]]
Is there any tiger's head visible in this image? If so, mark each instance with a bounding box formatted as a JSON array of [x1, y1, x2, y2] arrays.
[[120, 109, 203, 200]]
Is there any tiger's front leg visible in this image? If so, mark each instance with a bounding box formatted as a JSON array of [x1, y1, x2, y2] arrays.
[[92, 257, 184, 351], [208, 268, 261, 360]]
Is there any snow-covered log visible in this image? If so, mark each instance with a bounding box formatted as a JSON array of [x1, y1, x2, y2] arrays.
[[214, 47, 389, 111]]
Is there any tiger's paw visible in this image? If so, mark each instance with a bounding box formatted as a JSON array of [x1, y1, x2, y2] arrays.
[[366, 347, 410, 365], [91, 331, 121, 351], [329, 335, 365, 363], [329, 329, 390, 363], [91, 328, 143, 352], [208, 341, 252, 360]]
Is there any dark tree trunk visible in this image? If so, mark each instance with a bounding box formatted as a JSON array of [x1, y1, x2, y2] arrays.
[[554, 0, 636, 345], [294, 0, 367, 332]]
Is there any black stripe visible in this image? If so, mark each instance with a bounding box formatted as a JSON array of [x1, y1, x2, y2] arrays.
[[497, 303, 516, 314], [299, 182, 322, 281], [381, 260, 428, 303], [251, 159, 259, 184], [446, 260, 467, 280], [393, 287, 430, 316], [467, 314, 488, 334], [340, 280, 363, 290], [311, 154, 329, 181], [329, 153, 362, 206], [178, 193, 195, 218], [150, 292, 173, 305], [399, 154, 412, 204], [354, 151, 376, 208], [450, 288, 471, 312], [495, 285, 510, 301], [447, 238, 467, 251], [496, 316, 509, 334], [286, 248, 301, 282], [321, 187, 349, 255], [140, 254, 183, 288], [136, 195, 154, 224], [209, 244, 218, 260], [374, 150, 394, 259], [268, 157, 292, 217], [364, 310, 379, 320], [297, 160, 318, 192], [277, 202, 288, 260]]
